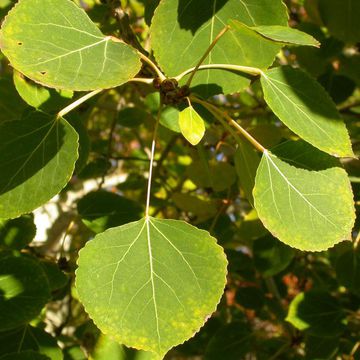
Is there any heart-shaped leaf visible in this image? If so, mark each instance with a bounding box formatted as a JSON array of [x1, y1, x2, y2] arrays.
[[76, 217, 227, 356]]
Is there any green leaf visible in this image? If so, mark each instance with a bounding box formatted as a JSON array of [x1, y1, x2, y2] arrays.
[[204, 322, 252, 360], [253, 235, 295, 277], [335, 248, 360, 294], [92, 334, 158, 360], [151, 0, 287, 97], [0, 351, 50, 360], [234, 138, 260, 205], [160, 107, 181, 133], [118, 108, 151, 128], [179, 106, 205, 146], [40, 260, 68, 292], [13, 71, 73, 112], [0, 112, 78, 219], [0, 256, 50, 331], [76, 217, 227, 356], [260, 66, 354, 157], [305, 335, 339, 360], [235, 286, 265, 310], [187, 161, 236, 192], [0, 326, 62, 360], [77, 191, 143, 233], [253, 151, 355, 251], [250, 25, 320, 47], [286, 291, 346, 337], [0, 0, 141, 91], [0, 214, 36, 250], [319, 0, 360, 43], [0, 77, 28, 123]]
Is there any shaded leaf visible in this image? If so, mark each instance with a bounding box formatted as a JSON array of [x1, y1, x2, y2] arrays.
[[335, 248, 360, 294], [0, 214, 36, 250], [0, 112, 78, 219], [0, 351, 50, 360], [151, 0, 287, 97], [305, 335, 339, 360], [253, 151, 355, 251], [234, 138, 260, 204], [0, 325, 62, 360], [236, 286, 265, 310], [77, 191, 143, 233], [0, 256, 50, 331], [204, 322, 252, 360], [261, 66, 353, 157], [0, 0, 141, 90], [319, 0, 360, 43], [286, 291, 346, 337], [253, 235, 295, 277], [76, 217, 227, 356], [13, 71, 73, 112]]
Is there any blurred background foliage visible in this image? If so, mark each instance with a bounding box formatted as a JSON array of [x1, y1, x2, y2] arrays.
[[0, 0, 360, 359]]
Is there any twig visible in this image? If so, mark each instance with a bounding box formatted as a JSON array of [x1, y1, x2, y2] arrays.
[[186, 26, 230, 87]]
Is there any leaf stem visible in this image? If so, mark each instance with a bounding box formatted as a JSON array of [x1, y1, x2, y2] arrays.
[[128, 77, 155, 84], [145, 105, 163, 217], [57, 89, 103, 118], [191, 96, 266, 153], [176, 63, 263, 82], [186, 26, 230, 87], [138, 52, 166, 82]]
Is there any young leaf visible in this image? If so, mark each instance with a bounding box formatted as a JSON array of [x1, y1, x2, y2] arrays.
[[260, 66, 354, 157], [151, 0, 287, 97], [0, 0, 141, 91], [253, 151, 355, 251], [0, 112, 78, 219], [286, 291, 346, 337], [76, 217, 227, 356], [0, 256, 50, 331], [179, 106, 205, 146], [250, 25, 320, 47]]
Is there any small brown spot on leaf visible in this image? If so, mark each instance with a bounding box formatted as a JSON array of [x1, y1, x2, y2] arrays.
[[40, 71, 47, 75], [17, 42, 23, 45]]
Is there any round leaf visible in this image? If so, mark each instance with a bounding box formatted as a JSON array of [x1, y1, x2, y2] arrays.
[[179, 106, 205, 146], [253, 151, 355, 251], [0, 256, 50, 331], [0, 0, 141, 91], [76, 217, 227, 356]]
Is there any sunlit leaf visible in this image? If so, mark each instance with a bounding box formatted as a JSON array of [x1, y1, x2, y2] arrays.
[[253, 151, 355, 251], [179, 106, 205, 146], [250, 25, 320, 47], [151, 0, 287, 97], [0, 0, 141, 90], [260, 66, 354, 157], [76, 217, 227, 356]]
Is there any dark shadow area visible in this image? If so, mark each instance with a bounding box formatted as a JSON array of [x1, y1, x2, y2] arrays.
[[0, 256, 50, 331], [0, 111, 67, 196], [177, 0, 229, 34], [271, 140, 341, 171], [77, 190, 143, 233]]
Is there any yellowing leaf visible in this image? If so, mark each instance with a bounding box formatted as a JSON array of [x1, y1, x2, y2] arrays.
[[253, 151, 355, 251], [179, 106, 205, 146], [76, 217, 227, 356]]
